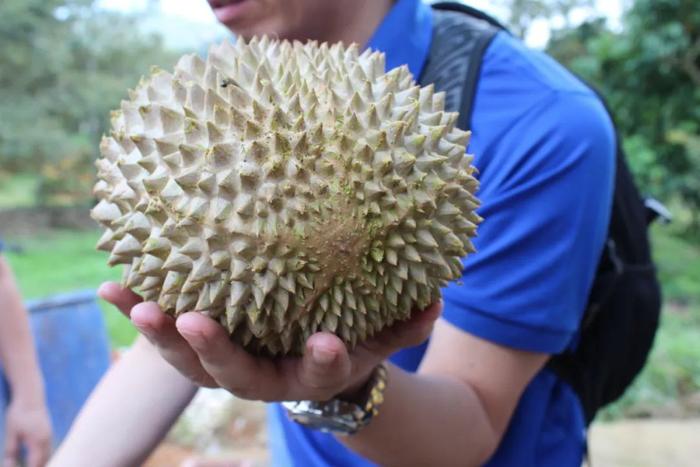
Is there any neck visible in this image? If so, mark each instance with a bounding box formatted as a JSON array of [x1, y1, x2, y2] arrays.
[[315, 0, 394, 47]]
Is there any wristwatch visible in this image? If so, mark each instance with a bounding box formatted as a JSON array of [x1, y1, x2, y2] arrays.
[[282, 363, 388, 435]]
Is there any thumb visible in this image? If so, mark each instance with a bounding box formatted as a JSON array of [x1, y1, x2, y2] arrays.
[[392, 300, 443, 347], [366, 301, 443, 356]]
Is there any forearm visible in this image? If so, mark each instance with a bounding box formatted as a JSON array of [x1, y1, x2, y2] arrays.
[[338, 364, 498, 467], [50, 336, 198, 467], [0, 257, 44, 403]]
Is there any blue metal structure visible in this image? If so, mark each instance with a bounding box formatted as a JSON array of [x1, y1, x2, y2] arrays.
[[0, 290, 111, 449]]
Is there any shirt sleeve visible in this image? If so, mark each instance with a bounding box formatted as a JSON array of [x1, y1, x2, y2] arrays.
[[441, 90, 616, 354]]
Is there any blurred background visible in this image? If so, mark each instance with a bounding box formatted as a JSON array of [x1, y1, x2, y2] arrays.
[[0, 0, 698, 465]]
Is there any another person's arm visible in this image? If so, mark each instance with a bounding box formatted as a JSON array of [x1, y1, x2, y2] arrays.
[[0, 256, 52, 467], [50, 286, 198, 467]]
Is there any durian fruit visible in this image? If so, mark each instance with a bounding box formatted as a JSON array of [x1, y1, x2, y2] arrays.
[[91, 36, 481, 356]]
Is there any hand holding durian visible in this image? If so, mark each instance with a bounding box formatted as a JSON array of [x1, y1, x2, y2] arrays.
[[98, 280, 442, 403], [92, 38, 479, 371]]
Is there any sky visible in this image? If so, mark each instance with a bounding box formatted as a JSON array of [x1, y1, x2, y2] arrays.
[[97, 0, 625, 49]]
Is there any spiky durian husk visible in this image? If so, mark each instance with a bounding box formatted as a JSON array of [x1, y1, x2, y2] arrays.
[[91, 36, 481, 356]]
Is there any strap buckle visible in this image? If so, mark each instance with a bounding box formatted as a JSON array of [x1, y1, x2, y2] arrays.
[[644, 197, 672, 225]]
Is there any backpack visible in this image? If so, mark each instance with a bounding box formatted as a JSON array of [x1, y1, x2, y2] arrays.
[[421, 2, 663, 426]]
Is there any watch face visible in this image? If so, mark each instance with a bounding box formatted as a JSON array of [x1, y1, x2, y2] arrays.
[[282, 400, 362, 434], [283, 364, 387, 436], [291, 412, 357, 434]]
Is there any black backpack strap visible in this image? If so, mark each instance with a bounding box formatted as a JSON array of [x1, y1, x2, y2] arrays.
[[419, 3, 502, 130], [431, 2, 509, 31]]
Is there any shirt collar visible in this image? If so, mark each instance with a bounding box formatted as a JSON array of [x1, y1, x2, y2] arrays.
[[365, 0, 433, 79]]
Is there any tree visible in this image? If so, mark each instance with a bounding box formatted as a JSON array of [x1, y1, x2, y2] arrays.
[[0, 0, 178, 205], [548, 0, 700, 236], [493, 0, 595, 38]]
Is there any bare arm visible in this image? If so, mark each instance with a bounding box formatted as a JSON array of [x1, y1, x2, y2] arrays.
[[0, 256, 52, 467], [50, 336, 198, 467], [0, 257, 45, 408], [339, 319, 547, 467]]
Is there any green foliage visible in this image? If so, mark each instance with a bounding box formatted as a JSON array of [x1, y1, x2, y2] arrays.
[[0, 0, 178, 205], [493, 0, 595, 39], [36, 147, 96, 206], [547, 0, 700, 237], [651, 224, 700, 305], [3, 229, 136, 347], [0, 173, 40, 208]]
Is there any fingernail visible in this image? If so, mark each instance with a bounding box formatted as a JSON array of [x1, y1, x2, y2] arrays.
[[178, 327, 206, 346], [312, 346, 336, 365], [133, 322, 153, 336]]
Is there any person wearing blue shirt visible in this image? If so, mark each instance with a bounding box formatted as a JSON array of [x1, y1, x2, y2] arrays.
[[53, 1, 614, 466]]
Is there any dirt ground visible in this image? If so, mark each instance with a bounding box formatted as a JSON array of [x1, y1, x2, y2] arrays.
[[144, 390, 269, 467], [588, 419, 700, 467], [143, 390, 700, 467]]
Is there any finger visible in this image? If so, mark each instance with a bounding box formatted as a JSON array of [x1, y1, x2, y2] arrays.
[[176, 312, 281, 400], [292, 333, 352, 400], [97, 281, 142, 318], [363, 300, 443, 356], [131, 303, 217, 387], [26, 438, 51, 467], [3, 430, 19, 467]]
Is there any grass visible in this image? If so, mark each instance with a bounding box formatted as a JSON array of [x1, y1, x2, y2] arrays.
[[3, 229, 137, 347], [3, 225, 700, 418]]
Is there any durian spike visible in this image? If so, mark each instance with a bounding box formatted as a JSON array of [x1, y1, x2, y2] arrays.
[[91, 36, 481, 356]]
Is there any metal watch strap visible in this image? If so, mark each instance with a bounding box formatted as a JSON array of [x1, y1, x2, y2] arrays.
[[282, 363, 388, 435]]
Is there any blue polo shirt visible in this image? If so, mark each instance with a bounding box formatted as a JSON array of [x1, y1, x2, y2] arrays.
[[268, 1, 615, 465]]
